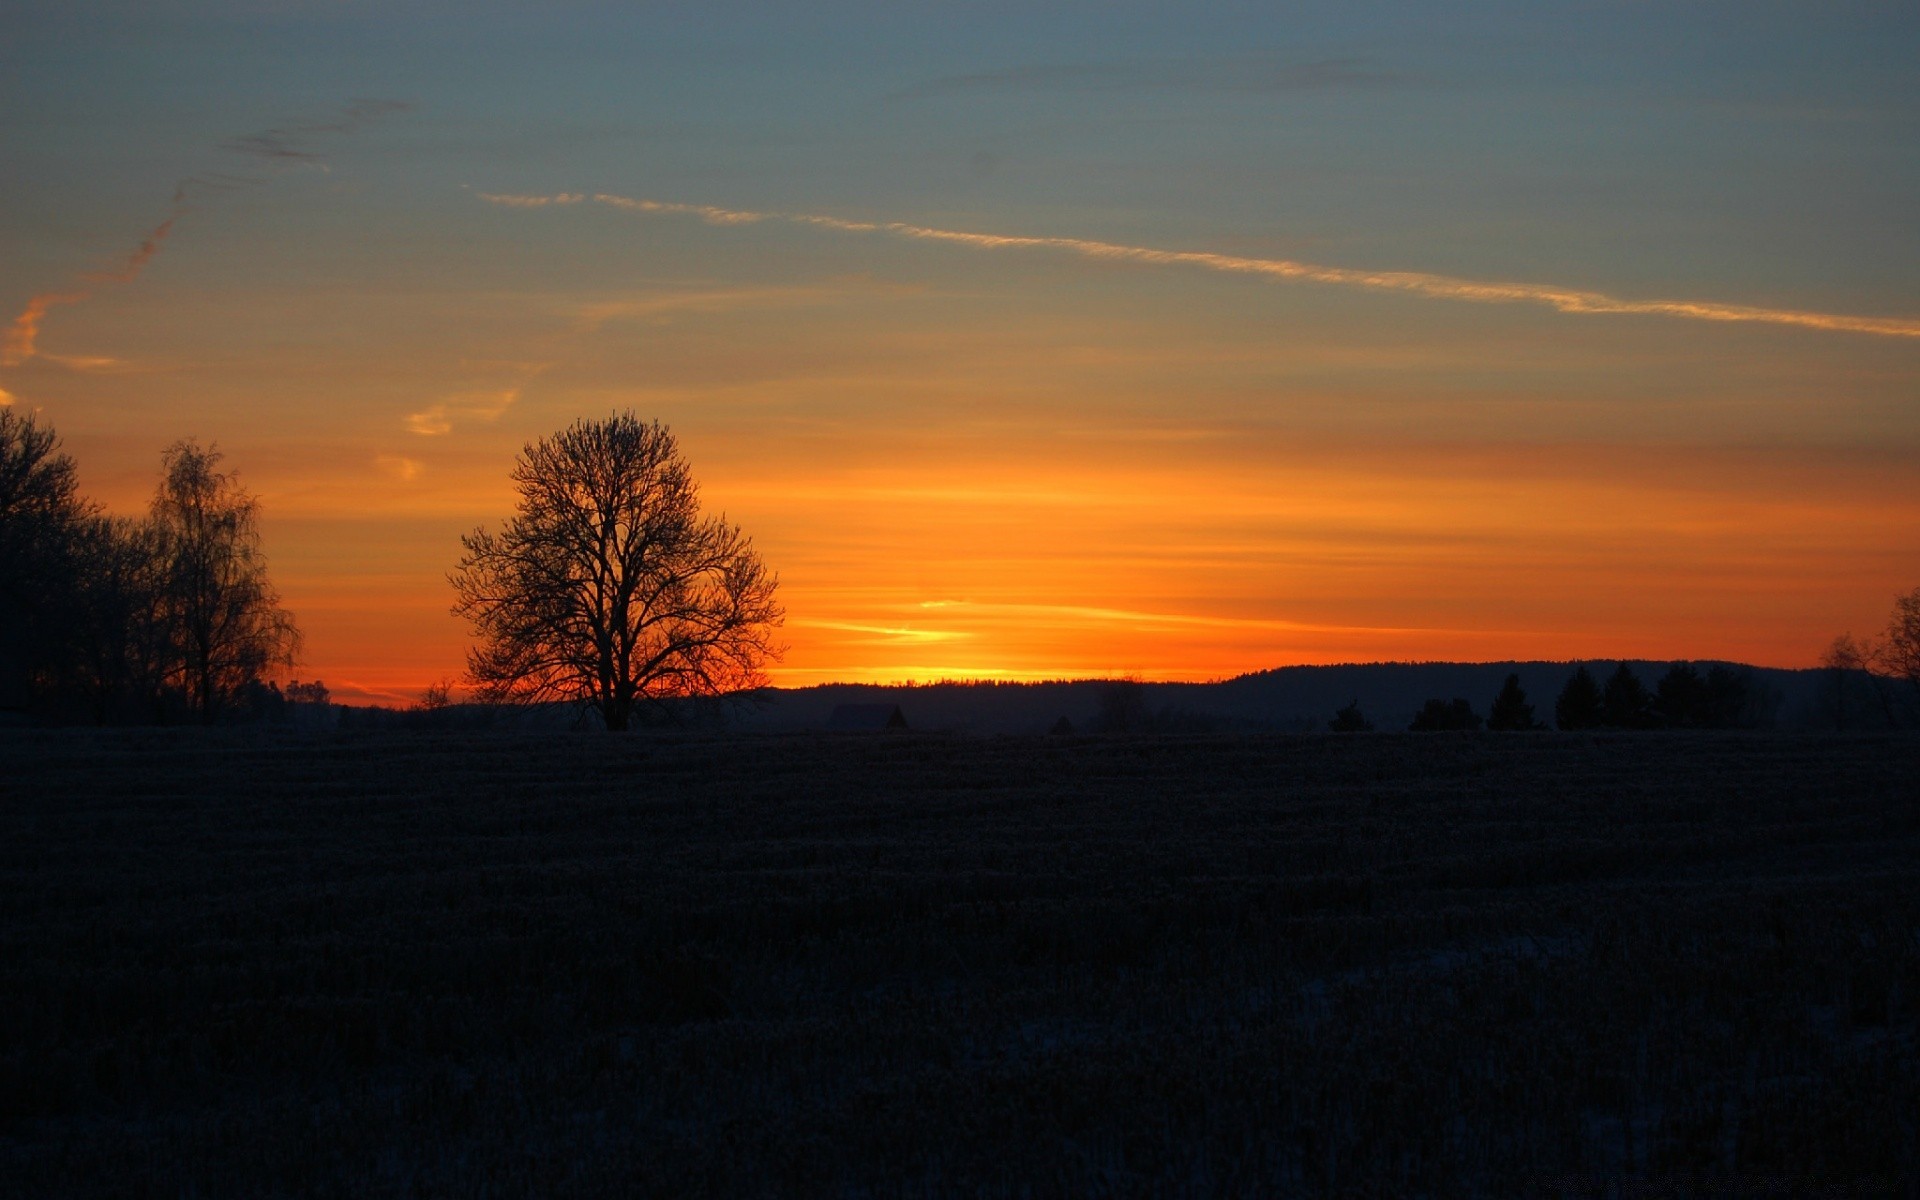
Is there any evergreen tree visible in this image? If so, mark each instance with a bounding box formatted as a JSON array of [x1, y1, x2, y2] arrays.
[[1601, 664, 1653, 729], [1487, 673, 1541, 730], [1654, 662, 1708, 728], [1555, 666, 1603, 730]]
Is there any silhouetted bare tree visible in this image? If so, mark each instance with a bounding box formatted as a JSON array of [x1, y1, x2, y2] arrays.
[[1878, 587, 1920, 706], [0, 411, 92, 712], [67, 515, 172, 721], [450, 414, 783, 730], [150, 441, 301, 721]]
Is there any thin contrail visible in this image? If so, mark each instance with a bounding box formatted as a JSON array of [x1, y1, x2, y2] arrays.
[[479, 190, 1920, 341], [2, 215, 182, 366], [3, 100, 410, 369], [83, 215, 179, 285]]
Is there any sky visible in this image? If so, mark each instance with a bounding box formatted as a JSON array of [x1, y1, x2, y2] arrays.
[[3, 1, 1917, 703]]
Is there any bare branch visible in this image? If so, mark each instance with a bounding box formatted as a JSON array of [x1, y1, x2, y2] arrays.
[[449, 413, 784, 730]]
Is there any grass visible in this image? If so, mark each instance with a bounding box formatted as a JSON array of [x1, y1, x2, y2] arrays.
[[2, 728, 1917, 1196]]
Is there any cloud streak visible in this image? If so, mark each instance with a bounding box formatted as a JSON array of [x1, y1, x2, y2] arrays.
[[82, 215, 179, 285], [890, 56, 1413, 102], [480, 191, 1920, 341], [407, 386, 525, 436], [2, 293, 87, 368], [222, 98, 414, 164], [2, 100, 410, 368]]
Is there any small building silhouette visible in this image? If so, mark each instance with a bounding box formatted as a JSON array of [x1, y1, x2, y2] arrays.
[[826, 703, 909, 732], [1049, 715, 1076, 735]]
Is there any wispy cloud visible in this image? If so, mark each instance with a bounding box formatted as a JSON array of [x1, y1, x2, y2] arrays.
[[35, 352, 154, 374], [222, 98, 414, 164], [1, 99, 411, 368], [373, 454, 424, 481], [572, 283, 903, 333], [891, 56, 1412, 102], [1, 293, 86, 367], [407, 387, 523, 436], [480, 191, 1920, 341], [475, 191, 584, 208], [82, 215, 179, 285], [917, 599, 1437, 636], [793, 619, 970, 644]]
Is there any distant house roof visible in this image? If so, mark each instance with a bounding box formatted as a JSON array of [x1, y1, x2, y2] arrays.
[[826, 703, 909, 732]]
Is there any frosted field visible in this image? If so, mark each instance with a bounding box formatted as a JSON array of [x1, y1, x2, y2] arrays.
[[3, 729, 1917, 1196]]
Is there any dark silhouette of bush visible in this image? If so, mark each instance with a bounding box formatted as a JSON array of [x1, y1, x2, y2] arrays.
[[1602, 664, 1655, 729], [1328, 700, 1373, 732], [1093, 679, 1150, 732], [1486, 674, 1542, 730], [1702, 665, 1757, 728], [1409, 697, 1482, 731], [1555, 666, 1603, 730]]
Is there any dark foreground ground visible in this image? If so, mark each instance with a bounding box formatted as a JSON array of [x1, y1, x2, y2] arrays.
[[2, 730, 1917, 1197]]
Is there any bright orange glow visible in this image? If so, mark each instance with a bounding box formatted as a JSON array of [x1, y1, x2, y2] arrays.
[[11, 177, 1917, 704], [212, 438, 1918, 703]]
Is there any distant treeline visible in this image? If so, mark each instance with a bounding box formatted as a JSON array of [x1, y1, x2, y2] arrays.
[[745, 651, 1919, 735], [1339, 662, 1775, 734], [1, 412, 297, 724]]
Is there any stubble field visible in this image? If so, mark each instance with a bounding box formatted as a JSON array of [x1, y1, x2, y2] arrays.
[[2, 729, 1917, 1196]]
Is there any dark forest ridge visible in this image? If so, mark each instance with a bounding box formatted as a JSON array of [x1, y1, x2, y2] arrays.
[[738, 659, 1871, 735]]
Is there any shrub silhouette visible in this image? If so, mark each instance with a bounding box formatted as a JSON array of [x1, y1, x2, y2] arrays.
[[1702, 665, 1754, 728], [1328, 700, 1373, 732], [1093, 679, 1150, 733], [1409, 697, 1482, 731]]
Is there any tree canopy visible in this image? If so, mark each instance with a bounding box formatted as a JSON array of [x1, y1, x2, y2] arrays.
[[450, 413, 783, 730], [151, 441, 301, 720], [0, 418, 298, 723]]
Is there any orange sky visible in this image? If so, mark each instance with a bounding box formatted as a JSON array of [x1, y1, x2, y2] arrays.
[[12, 220, 1917, 703], [5, 11, 1918, 704]]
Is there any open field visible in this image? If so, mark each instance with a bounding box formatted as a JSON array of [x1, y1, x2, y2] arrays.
[[3, 729, 1917, 1196]]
